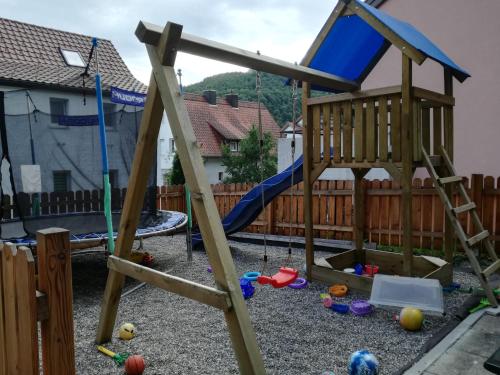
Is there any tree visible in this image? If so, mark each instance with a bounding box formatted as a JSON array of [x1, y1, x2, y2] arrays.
[[168, 152, 185, 185], [221, 126, 277, 183]]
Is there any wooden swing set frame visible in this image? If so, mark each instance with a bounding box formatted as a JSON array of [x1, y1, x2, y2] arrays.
[[96, 1, 499, 373], [95, 20, 358, 374]]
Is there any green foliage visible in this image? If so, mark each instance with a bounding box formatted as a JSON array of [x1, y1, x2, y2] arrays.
[[221, 126, 277, 183], [185, 71, 301, 126], [168, 152, 185, 185]]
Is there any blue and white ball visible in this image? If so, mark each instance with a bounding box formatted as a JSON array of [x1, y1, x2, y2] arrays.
[[348, 350, 379, 375]]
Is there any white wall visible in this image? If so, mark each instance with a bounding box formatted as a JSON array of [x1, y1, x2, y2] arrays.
[[204, 158, 226, 184], [362, 0, 500, 177], [157, 113, 174, 185], [277, 137, 389, 180]]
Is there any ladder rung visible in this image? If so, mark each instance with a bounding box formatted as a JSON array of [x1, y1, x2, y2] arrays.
[[439, 176, 462, 184], [453, 202, 476, 215], [482, 259, 500, 278], [467, 230, 490, 247]]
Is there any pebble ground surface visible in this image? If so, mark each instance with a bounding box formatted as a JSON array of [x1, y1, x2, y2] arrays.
[[72, 234, 480, 374]]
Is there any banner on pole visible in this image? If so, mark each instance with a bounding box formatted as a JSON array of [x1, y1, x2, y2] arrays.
[[111, 86, 146, 107]]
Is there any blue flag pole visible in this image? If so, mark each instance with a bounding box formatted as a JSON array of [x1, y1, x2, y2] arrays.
[[93, 37, 115, 254]]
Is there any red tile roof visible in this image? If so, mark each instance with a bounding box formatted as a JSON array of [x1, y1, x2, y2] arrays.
[[184, 93, 280, 157], [0, 17, 147, 93]]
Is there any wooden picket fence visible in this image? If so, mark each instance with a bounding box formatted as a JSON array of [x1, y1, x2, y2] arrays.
[[3, 175, 500, 251], [158, 175, 500, 251], [0, 228, 76, 375]]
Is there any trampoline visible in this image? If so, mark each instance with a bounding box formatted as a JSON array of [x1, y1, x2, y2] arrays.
[[0, 102, 187, 250], [1, 210, 187, 248]]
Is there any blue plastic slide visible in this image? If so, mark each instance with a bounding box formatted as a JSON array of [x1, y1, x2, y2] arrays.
[[192, 155, 304, 249]]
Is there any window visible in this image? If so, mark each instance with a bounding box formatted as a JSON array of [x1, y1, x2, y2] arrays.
[[103, 103, 116, 127], [169, 138, 175, 154], [60, 48, 85, 67], [229, 141, 239, 152], [218, 172, 224, 181], [53, 171, 71, 192], [109, 169, 118, 189], [50, 98, 68, 124]]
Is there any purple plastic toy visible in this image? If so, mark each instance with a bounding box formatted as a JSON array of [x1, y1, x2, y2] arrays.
[[350, 300, 373, 316], [288, 277, 308, 289]]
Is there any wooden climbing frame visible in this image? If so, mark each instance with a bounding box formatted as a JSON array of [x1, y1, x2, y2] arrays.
[[95, 21, 357, 374]]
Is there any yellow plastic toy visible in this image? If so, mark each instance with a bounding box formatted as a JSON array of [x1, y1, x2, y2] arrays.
[[119, 323, 136, 340], [399, 307, 424, 331]]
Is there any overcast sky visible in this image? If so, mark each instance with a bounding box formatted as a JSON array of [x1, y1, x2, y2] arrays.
[[0, 0, 338, 86]]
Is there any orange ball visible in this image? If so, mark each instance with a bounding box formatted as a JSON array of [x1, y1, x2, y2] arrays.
[[125, 355, 145, 375]]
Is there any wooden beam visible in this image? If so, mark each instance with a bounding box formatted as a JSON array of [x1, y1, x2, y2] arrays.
[[353, 169, 369, 264], [401, 53, 414, 276], [380, 162, 401, 182], [303, 82, 314, 281], [135, 21, 359, 92], [346, 0, 426, 64], [146, 24, 265, 373], [307, 85, 401, 106], [14, 246, 38, 375], [157, 22, 183, 66], [2, 244, 21, 375], [443, 67, 455, 262], [107, 256, 231, 311], [37, 228, 76, 375], [412, 86, 454, 106]]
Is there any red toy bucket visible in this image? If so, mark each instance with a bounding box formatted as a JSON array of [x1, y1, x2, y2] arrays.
[[364, 265, 379, 276]]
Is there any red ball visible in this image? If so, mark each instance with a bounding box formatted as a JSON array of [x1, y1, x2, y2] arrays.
[[125, 355, 145, 375]]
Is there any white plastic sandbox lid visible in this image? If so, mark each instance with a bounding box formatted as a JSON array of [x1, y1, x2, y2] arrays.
[[368, 274, 444, 314]]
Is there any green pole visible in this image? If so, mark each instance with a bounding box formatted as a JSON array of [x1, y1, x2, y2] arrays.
[[185, 184, 192, 260]]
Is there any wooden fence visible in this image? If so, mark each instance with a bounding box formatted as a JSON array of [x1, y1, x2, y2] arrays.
[[3, 175, 500, 251], [0, 228, 76, 375], [158, 175, 500, 251]]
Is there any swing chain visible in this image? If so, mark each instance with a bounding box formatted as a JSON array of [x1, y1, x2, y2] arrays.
[[286, 79, 299, 266], [256, 66, 268, 273]]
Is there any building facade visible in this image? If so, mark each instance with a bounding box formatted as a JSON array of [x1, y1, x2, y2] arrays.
[[0, 17, 147, 193], [364, 0, 500, 177], [159, 90, 280, 184]]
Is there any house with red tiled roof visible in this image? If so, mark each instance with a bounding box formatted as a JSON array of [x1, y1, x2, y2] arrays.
[[159, 90, 280, 184], [0, 17, 147, 192]]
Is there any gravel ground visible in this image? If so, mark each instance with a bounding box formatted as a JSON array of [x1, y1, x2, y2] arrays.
[[71, 234, 480, 375]]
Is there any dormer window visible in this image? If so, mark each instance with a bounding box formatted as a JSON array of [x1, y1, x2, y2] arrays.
[[229, 141, 239, 152], [60, 48, 85, 67]]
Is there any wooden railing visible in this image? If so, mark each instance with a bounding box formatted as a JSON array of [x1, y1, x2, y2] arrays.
[[0, 229, 76, 375], [307, 85, 454, 166]]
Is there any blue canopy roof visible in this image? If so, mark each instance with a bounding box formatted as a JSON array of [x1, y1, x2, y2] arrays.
[[307, 0, 469, 89]]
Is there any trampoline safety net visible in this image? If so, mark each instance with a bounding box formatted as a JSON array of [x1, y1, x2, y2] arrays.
[[0, 106, 169, 244]]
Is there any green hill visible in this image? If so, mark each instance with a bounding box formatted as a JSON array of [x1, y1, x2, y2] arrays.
[[184, 71, 301, 126]]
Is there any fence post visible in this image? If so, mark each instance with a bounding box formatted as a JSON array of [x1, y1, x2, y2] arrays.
[[37, 228, 76, 375], [471, 174, 484, 252], [471, 174, 484, 221]]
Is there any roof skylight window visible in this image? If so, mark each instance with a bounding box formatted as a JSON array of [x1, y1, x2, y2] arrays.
[[60, 48, 85, 67]]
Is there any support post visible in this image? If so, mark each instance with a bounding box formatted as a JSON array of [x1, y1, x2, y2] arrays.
[[303, 82, 314, 281], [401, 54, 414, 276], [443, 68, 455, 262], [96, 74, 165, 344], [352, 169, 369, 263], [37, 228, 76, 375]]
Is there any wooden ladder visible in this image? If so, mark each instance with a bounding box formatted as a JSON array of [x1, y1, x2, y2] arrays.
[[422, 145, 499, 307]]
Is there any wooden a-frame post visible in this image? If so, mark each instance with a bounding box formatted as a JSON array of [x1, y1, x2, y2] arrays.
[[96, 23, 265, 374]]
